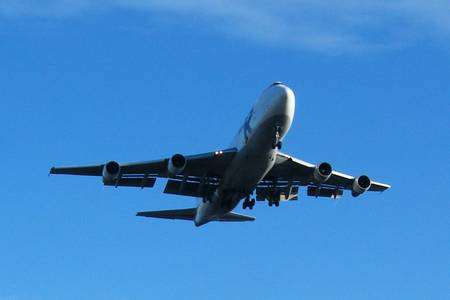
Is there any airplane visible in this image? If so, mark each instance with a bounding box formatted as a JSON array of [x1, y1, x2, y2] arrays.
[[50, 82, 390, 226]]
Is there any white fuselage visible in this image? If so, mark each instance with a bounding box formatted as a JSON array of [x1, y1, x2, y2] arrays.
[[194, 83, 296, 226]]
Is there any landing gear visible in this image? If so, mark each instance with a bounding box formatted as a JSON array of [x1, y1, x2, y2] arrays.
[[272, 141, 282, 150], [268, 200, 280, 207], [272, 126, 283, 149], [243, 196, 256, 210], [202, 196, 213, 203]]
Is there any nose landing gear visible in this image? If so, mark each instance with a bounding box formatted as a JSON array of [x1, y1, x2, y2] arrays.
[[273, 141, 282, 150], [272, 126, 283, 149]]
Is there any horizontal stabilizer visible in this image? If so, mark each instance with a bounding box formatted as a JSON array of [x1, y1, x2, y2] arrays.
[[136, 209, 255, 223], [217, 212, 255, 222], [136, 208, 196, 221]]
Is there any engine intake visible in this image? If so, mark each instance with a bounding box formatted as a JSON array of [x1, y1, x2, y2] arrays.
[[352, 175, 371, 197], [313, 162, 332, 183], [168, 154, 186, 175], [103, 161, 120, 184]]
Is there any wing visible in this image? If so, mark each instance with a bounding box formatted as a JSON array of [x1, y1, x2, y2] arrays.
[[262, 152, 390, 199], [50, 148, 237, 192]]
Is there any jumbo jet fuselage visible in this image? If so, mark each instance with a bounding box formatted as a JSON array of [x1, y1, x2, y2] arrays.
[[194, 83, 295, 226], [50, 82, 390, 225]]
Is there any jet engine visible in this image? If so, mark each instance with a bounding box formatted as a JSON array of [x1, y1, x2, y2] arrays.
[[313, 162, 332, 183], [168, 154, 187, 175], [102, 160, 120, 184], [352, 175, 371, 197]]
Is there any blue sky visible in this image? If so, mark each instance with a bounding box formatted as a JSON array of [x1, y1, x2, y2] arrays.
[[1, 1, 449, 299]]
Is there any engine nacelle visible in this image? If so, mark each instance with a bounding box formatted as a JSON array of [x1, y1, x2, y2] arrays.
[[168, 154, 186, 176], [313, 162, 332, 183], [352, 175, 371, 197], [102, 161, 120, 184]]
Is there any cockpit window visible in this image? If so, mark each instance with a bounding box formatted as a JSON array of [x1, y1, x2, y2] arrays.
[[270, 81, 283, 86]]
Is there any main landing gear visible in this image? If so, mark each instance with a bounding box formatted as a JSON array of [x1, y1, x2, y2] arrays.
[[268, 200, 280, 207], [242, 196, 256, 210]]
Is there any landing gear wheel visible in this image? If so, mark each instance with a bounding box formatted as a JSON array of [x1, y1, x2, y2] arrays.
[[248, 199, 256, 210], [268, 201, 273, 207], [274, 201, 280, 207], [272, 141, 282, 149], [242, 201, 248, 209], [243, 196, 252, 210]]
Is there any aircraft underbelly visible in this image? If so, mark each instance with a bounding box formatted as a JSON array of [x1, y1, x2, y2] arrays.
[[196, 113, 291, 225], [222, 124, 278, 206], [228, 150, 274, 191]]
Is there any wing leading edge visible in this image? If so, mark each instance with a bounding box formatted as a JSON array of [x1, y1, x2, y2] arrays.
[[49, 148, 237, 191], [265, 152, 390, 194]]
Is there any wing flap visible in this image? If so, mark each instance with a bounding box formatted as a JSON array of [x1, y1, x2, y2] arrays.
[[103, 177, 156, 188], [163, 179, 216, 198], [255, 186, 299, 201]]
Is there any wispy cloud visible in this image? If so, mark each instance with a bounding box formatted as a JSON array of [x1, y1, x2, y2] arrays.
[[1, 0, 449, 53]]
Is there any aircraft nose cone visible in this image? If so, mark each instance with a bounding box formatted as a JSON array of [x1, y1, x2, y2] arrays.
[[272, 84, 295, 116]]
